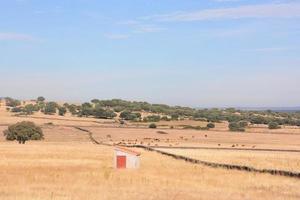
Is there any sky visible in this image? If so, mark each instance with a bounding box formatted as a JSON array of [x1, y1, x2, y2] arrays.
[[1, 0, 300, 107]]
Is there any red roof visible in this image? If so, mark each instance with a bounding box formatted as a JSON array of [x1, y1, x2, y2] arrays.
[[115, 146, 141, 156]]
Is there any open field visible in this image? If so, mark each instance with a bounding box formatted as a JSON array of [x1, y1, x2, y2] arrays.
[[1, 105, 300, 199], [156, 148, 300, 172], [2, 103, 300, 135], [2, 110, 300, 151], [88, 127, 300, 150], [4, 1, 300, 198], [1, 142, 300, 200]]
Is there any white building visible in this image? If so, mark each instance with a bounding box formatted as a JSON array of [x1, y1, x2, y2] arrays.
[[114, 146, 141, 169]]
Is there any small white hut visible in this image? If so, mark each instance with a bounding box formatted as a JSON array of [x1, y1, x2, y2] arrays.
[[114, 146, 141, 169]]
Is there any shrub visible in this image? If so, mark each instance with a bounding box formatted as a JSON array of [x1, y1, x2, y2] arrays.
[[268, 122, 280, 129], [171, 113, 179, 120], [120, 111, 140, 120], [33, 104, 40, 111], [149, 123, 157, 129], [207, 123, 215, 129], [37, 96, 45, 102], [63, 103, 69, 108], [229, 122, 245, 132], [183, 125, 209, 130], [161, 116, 171, 121], [5, 97, 21, 107], [250, 115, 269, 125], [157, 131, 168, 134], [91, 99, 100, 104], [37, 102, 45, 110], [80, 102, 94, 117], [113, 106, 125, 113], [94, 108, 117, 119], [238, 121, 249, 128], [143, 115, 161, 122], [58, 106, 67, 116], [23, 104, 35, 115], [44, 102, 58, 115], [183, 125, 197, 130], [3, 121, 43, 144], [31, 133, 42, 140], [45, 122, 54, 126], [67, 104, 78, 115], [11, 107, 22, 113], [194, 118, 207, 122]]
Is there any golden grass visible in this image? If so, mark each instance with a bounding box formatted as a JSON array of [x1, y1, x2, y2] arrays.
[[1, 105, 300, 199], [88, 127, 300, 150], [156, 148, 300, 172], [0, 143, 300, 200]]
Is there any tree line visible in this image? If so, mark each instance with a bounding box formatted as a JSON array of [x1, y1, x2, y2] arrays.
[[3, 97, 300, 128]]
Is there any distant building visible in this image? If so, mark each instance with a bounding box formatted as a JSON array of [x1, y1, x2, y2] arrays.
[[114, 146, 141, 169]]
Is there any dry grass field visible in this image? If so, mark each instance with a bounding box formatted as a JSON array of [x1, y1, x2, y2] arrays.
[[1, 104, 300, 199], [87, 127, 300, 150], [1, 142, 300, 200], [156, 148, 300, 172]]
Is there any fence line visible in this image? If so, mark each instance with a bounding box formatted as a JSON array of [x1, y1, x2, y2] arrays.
[[73, 126, 112, 146], [133, 145, 300, 179], [141, 146, 300, 153], [73, 126, 300, 179]]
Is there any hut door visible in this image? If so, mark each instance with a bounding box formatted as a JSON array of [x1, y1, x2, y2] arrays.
[[117, 156, 126, 168]]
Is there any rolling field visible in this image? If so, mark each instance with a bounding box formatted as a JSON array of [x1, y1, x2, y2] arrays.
[[1, 106, 300, 199], [156, 148, 300, 172], [88, 127, 300, 150], [1, 142, 300, 200]]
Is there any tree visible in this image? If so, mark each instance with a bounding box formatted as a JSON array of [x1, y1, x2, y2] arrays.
[[63, 103, 69, 108], [207, 123, 215, 129], [80, 102, 93, 117], [58, 107, 67, 116], [171, 113, 179, 120], [37, 101, 45, 111], [102, 110, 117, 119], [143, 115, 161, 122], [225, 108, 236, 113], [44, 102, 58, 115], [3, 121, 43, 144], [24, 104, 35, 115], [229, 122, 245, 132], [67, 104, 78, 115], [93, 107, 116, 119], [161, 116, 170, 121], [91, 99, 100, 104], [238, 121, 248, 128], [113, 106, 125, 113], [11, 107, 23, 113], [268, 122, 280, 129], [5, 97, 21, 107], [120, 111, 131, 119], [120, 111, 141, 120], [149, 123, 157, 129], [250, 115, 269, 125], [37, 96, 45, 102]]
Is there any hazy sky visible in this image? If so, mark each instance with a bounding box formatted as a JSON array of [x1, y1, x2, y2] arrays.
[[1, 0, 300, 107]]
